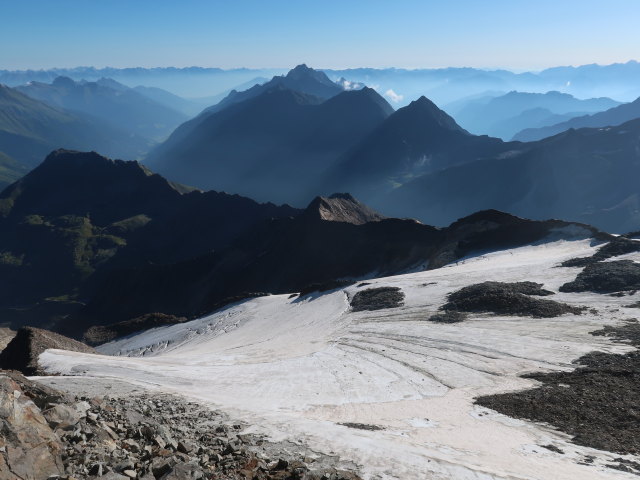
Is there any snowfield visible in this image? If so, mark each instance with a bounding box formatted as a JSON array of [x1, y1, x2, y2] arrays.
[[39, 239, 640, 479]]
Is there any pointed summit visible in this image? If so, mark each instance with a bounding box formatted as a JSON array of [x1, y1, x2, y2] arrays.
[[273, 64, 343, 99], [285, 64, 335, 87], [202, 64, 344, 116], [400, 96, 469, 134], [303, 193, 386, 225]]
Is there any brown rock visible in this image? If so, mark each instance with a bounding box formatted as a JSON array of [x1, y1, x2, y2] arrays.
[[0, 373, 64, 479]]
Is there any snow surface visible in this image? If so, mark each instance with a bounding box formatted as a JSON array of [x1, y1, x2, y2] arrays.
[[40, 239, 640, 479]]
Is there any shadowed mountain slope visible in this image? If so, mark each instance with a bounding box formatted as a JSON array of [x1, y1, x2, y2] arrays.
[[384, 118, 640, 233], [324, 96, 517, 201], [0, 150, 298, 328]]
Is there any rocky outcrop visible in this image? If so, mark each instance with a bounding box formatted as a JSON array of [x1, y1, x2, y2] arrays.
[[561, 236, 640, 267], [0, 327, 95, 375], [440, 281, 585, 318], [477, 320, 640, 468], [0, 371, 362, 479], [560, 260, 640, 293], [0, 372, 64, 479], [350, 287, 405, 312], [303, 193, 385, 225]]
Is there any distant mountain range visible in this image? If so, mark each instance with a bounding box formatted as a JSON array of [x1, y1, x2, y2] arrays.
[[16, 76, 188, 141], [0, 84, 152, 187], [514, 96, 640, 141], [3, 60, 640, 107], [447, 91, 620, 140], [325, 60, 640, 105]]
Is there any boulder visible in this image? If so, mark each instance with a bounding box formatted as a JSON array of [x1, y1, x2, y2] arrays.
[[0, 372, 64, 479]]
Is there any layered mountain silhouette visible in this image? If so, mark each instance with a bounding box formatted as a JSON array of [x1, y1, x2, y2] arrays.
[[0, 150, 297, 327], [0, 84, 151, 186], [147, 81, 394, 204], [133, 85, 203, 117], [383, 118, 640, 233], [514, 96, 640, 141], [16, 76, 188, 141], [449, 91, 619, 140], [324, 96, 513, 201], [148, 66, 524, 206]]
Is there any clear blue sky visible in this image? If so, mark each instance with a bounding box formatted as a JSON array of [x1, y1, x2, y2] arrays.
[[3, 0, 639, 71]]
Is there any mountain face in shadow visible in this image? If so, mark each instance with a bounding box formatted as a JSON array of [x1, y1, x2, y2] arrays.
[[16, 76, 188, 141], [514, 96, 640, 141], [383, 118, 640, 233], [147, 84, 394, 204], [450, 91, 620, 140], [323, 96, 515, 201], [0, 150, 298, 328], [0, 84, 151, 186], [148, 81, 516, 208]]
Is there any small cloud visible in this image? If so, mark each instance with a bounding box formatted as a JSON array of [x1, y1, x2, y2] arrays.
[[566, 81, 571, 87], [384, 89, 404, 103]]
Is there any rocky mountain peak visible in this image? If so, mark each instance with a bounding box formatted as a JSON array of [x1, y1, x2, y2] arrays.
[[303, 193, 386, 225], [285, 64, 333, 84], [403, 96, 469, 133]]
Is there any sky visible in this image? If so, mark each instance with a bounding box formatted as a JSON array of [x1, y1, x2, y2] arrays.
[[2, 0, 640, 71]]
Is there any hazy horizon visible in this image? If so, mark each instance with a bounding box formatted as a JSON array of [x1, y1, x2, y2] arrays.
[[2, 59, 640, 74], [4, 0, 640, 71]]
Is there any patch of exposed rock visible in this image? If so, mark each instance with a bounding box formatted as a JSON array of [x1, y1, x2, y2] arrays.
[[0, 327, 95, 375], [560, 260, 640, 293], [427, 311, 468, 323], [441, 281, 585, 318], [561, 237, 640, 267], [298, 280, 354, 297], [84, 313, 188, 346], [303, 193, 385, 225], [350, 287, 404, 312], [476, 320, 640, 467], [0, 372, 362, 480]]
